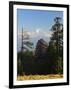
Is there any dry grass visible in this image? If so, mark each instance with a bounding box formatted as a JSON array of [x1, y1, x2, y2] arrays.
[[17, 74, 63, 81]]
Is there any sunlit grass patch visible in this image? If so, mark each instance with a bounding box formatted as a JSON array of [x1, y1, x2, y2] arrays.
[[17, 74, 63, 81]]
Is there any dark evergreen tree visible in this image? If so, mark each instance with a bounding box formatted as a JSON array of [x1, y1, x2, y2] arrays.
[[48, 17, 63, 74]]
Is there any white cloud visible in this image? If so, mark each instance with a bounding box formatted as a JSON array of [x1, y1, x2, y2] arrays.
[[36, 28, 41, 34], [43, 31, 53, 37], [30, 29, 52, 38], [18, 28, 53, 39]]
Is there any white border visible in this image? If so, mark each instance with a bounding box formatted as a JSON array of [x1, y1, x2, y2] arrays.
[[13, 4, 67, 85]]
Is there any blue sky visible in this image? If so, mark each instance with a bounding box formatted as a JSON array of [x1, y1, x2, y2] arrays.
[[17, 9, 63, 32], [17, 9, 63, 51]]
